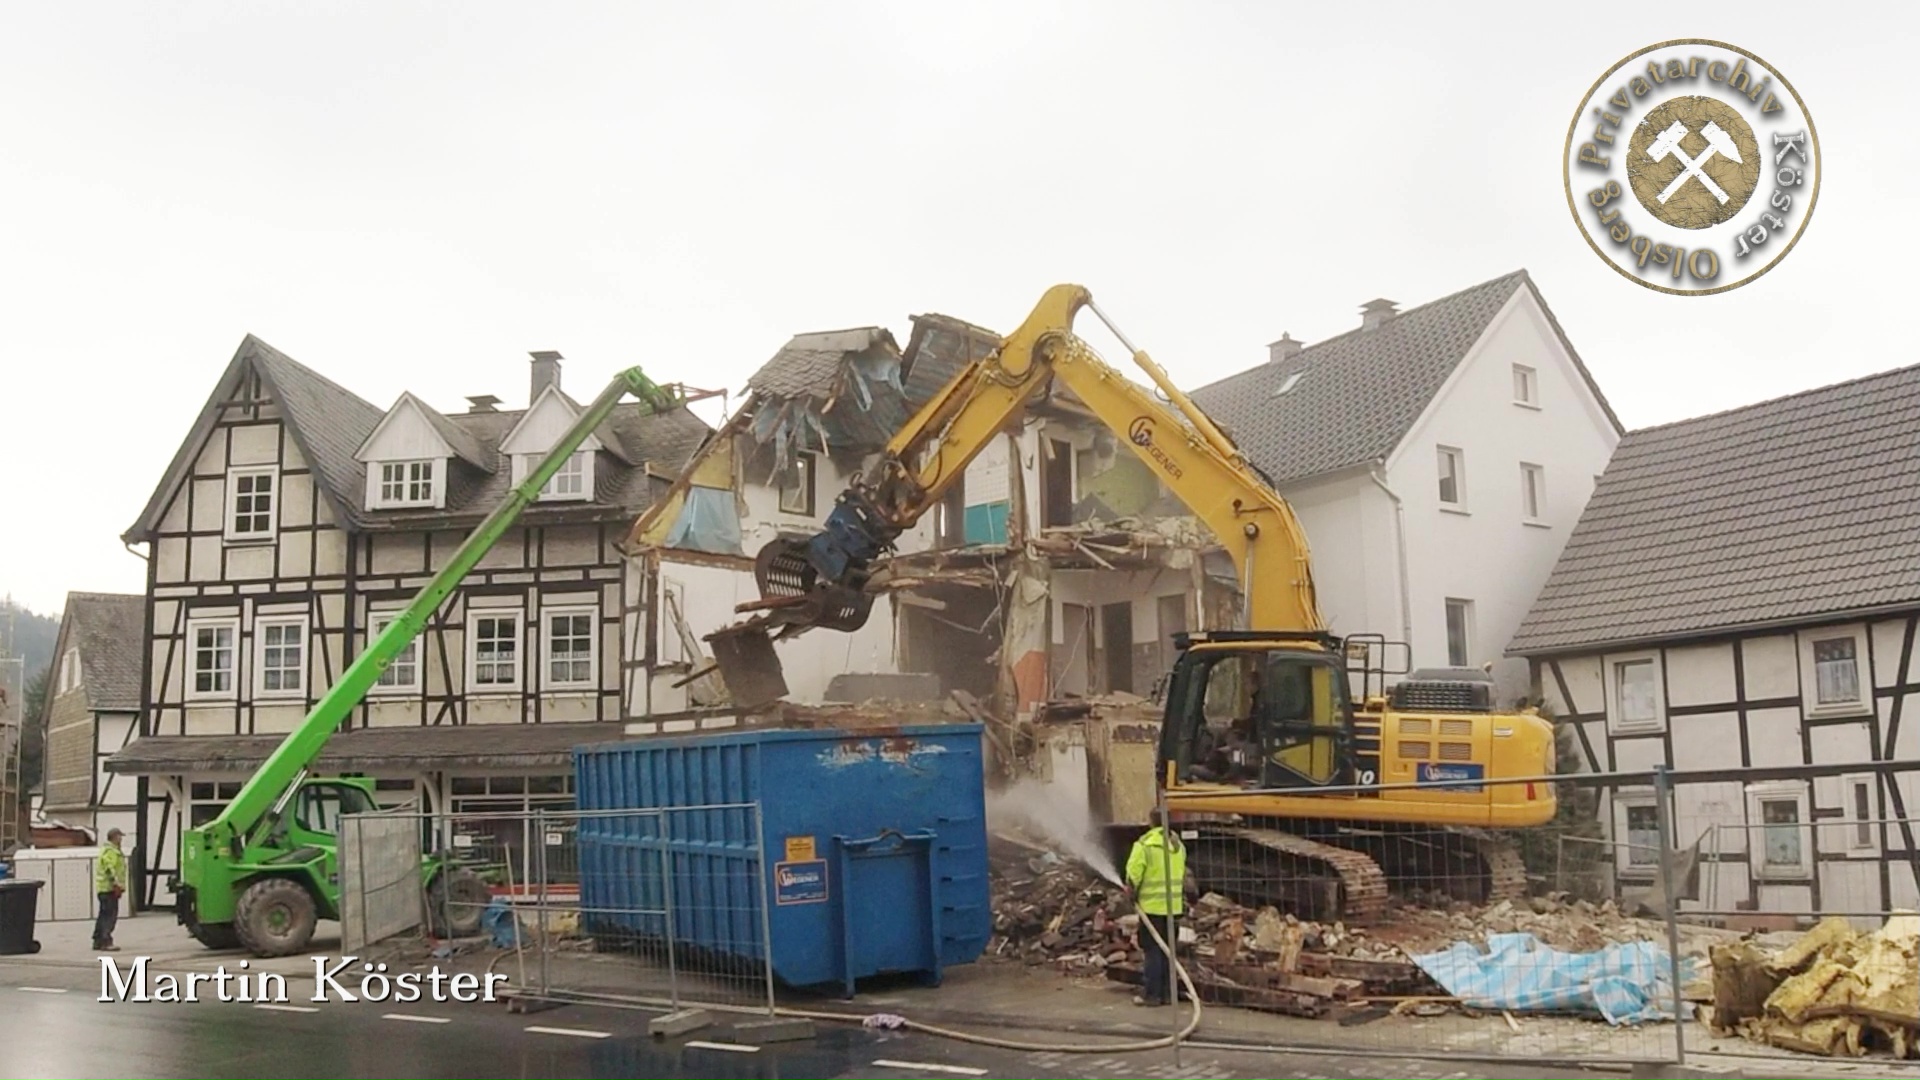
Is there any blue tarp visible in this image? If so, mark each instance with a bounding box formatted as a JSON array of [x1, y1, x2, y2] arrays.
[[1410, 933, 1681, 1026], [664, 486, 744, 555]]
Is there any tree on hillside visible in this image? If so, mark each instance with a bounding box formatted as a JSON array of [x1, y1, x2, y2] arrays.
[[21, 665, 48, 791]]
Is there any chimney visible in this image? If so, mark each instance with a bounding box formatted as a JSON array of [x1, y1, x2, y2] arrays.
[[1267, 332, 1302, 365], [529, 350, 563, 402], [465, 394, 501, 414], [1360, 298, 1399, 331]]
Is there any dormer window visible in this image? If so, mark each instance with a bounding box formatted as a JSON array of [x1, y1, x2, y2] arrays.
[[542, 451, 589, 500], [519, 450, 592, 501], [374, 460, 438, 508]]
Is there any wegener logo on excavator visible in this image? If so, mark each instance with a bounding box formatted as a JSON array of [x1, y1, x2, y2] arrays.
[[1128, 416, 1184, 480]]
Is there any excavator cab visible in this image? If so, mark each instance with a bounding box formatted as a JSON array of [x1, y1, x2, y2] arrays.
[[1159, 631, 1356, 791]]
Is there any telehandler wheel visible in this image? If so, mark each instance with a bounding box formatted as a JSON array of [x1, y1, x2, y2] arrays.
[[428, 868, 492, 939], [234, 878, 319, 957], [189, 921, 242, 950]]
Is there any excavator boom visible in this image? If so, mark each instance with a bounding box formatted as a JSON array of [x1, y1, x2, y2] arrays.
[[714, 284, 1323, 702]]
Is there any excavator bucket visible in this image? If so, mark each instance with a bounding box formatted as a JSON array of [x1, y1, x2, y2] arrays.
[[753, 535, 876, 633], [706, 623, 789, 710]]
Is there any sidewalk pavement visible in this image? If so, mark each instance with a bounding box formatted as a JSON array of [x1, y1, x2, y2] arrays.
[[0, 910, 336, 981]]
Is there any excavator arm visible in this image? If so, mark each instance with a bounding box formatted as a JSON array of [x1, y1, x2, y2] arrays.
[[715, 284, 1324, 704]]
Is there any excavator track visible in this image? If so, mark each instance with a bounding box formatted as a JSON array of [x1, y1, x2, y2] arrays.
[[1190, 825, 1390, 923], [1457, 829, 1530, 904]]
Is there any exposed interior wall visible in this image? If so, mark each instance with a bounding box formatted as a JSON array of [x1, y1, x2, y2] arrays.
[[645, 556, 898, 711], [1049, 567, 1194, 699], [898, 584, 1000, 702]]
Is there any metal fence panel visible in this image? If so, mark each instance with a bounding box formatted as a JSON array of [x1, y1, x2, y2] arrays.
[[340, 812, 424, 952]]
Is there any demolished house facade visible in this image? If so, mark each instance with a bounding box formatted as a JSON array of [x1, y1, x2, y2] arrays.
[[624, 313, 1245, 747]]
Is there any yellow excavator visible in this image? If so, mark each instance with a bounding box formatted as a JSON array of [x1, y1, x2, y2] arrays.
[[709, 285, 1558, 921]]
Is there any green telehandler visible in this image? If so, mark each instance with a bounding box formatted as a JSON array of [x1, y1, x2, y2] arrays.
[[170, 367, 685, 957]]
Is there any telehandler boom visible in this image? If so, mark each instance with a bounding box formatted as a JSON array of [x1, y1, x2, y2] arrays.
[[174, 367, 685, 956], [713, 286, 1558, 921]]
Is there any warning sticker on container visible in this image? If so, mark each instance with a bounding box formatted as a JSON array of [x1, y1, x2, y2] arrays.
[[773, 860, 829, 905], [784, 835, 816, 861]]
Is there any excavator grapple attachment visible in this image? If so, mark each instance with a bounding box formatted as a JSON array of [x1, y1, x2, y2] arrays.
[[753, 534, 877, 633]]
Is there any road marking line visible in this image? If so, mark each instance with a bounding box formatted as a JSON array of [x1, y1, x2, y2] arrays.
[[525, 1025, 611, 1039], [872, 1061, 989, 1076], [684, 1040, 759, 1053], [17, 987, 68, 994], [254, 1003, 320, 1013], [383, 1013, 451, 1024]]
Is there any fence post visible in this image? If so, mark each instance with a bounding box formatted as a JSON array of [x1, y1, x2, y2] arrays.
[[661, 810, 680, 1013], [751, 801, 776, 1017], [354, 816, 368, 954], [536, 808, 550, 996], [1654, 765, 1687, 1066]]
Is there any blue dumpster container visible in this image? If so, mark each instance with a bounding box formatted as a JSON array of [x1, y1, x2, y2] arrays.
[[573, 724, 990, 996]]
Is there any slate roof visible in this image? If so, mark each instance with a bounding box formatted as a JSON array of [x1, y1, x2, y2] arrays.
[[1189, 271, 1623, 484], [1507, 363, 1920, 655], [406, 395, 494, 471], [51, 593, 145, 715], [124, 337, 711, 541], [106, 721, 633, 774]]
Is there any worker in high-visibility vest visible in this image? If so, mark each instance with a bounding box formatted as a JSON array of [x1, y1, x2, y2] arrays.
[[1123, 810, 1194, 1006], [93, 828, 128, 952]]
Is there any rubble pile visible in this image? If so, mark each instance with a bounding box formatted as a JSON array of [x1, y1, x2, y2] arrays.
[[1707, 913, 1919, 1059], [987, 845, 1441, 1015], [986, 837, 1719, 1020]]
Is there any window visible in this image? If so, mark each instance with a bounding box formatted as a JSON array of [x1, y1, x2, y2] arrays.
[[1813, 637, 1859, 706], [59, 648, 80, 695], [375, 460, 437, 508], [1609, 789, 1663, 876], [187, 618, 238, 700], [468, 610, 522, 692], [368, 611, 419, 693], [778, 453, 815, 516], [226, 467, 276, 540], [1624, 804, 1662, 868], [1836, 773, 1879, 857], [1745, 781, 1812, 880], [1512, 364, 1538, 406], [1276, 371, 1305, 395], [543, 606, 597, 689], [1615, 660, 1658, 730], [541, 451, 588, 500], [1603, 651, 1665, 734], [1520, 462, 1546, 523], [1436, 446, 1466, 509], [255, 618, 306, 697], [1444, 598, 1472, 667], [1799, 627, 1870, 716]]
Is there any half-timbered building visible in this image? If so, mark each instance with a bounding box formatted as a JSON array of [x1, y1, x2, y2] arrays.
[[1509, 363, 1920, 918], [108, 337, 709, 905]]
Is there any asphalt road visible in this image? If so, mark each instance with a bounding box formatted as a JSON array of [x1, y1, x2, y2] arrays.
[[0, 962, 1625, 1079]]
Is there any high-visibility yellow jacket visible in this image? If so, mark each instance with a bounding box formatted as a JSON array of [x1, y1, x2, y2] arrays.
[[1125, 826, 1187, 917], [95, 845, 127, 893]]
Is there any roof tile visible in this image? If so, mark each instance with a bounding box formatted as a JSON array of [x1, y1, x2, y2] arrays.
[[1508, 363, 1920, 654]]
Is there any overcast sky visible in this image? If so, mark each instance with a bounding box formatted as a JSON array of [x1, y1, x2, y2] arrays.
[[1, 3, 1910, 616]]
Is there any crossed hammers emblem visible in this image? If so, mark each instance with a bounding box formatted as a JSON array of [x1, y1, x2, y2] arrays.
[[1645, 120, 1745, 204]]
